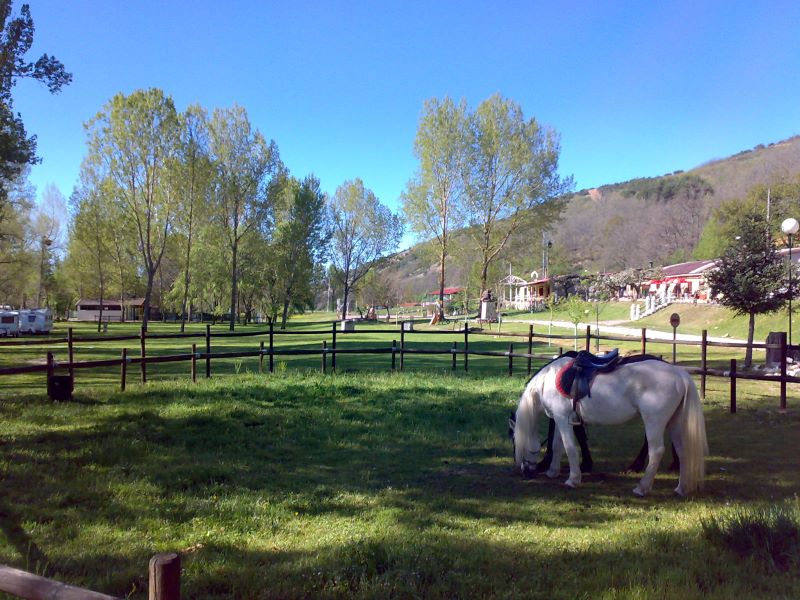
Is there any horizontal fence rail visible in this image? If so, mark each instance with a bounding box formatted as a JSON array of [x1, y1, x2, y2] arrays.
[[1, 321, 796, 411]]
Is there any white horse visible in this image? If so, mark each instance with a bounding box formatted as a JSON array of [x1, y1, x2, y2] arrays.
[[511, 356, 708, 496]]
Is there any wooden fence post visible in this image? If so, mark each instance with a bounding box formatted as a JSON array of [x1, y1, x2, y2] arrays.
[[331, 321, 337, 373], [508, 344, 513, 376], [464, 324, 469, 372], [191, 344, 197, 383], [730, 358, 737, 413], [205, 324, 211, 379], [585, 326, 591, 352], [322, 340, 327, 374], [149, 552, 181, 600], [641, 327, 647, 355], [700, 330, 707, 399], [527, 324, 533, 375], [780, 331, 787, 411], [269, 321, 275, 373], [259, 341, 264, 374], [67, 327, 74, 380], [451, 341, 457, 371], [140, 326, 147, 384], [46, 351, 54, 398], [400, 326, 405, 371], [393, 340, 398, 372], [121, 348, 127, 392]]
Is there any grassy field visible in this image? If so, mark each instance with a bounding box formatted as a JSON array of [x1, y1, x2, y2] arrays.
[[0, 370, 798, 599]]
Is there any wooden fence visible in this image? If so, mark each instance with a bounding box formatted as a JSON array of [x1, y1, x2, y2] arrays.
[[0, 321, 797, 411], [0, 552, 179, 600]]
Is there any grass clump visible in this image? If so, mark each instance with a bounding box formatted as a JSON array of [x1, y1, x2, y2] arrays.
[[701, 499, 800, 571]]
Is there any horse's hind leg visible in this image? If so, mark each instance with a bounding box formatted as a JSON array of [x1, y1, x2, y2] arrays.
[[633, 427, 665, 496], [546, 425, 564, 479], [628, 437, 679, 473], [554, 417, 582, 488]]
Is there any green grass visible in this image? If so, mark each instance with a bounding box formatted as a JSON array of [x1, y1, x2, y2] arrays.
[[1, 368, 799, 598]]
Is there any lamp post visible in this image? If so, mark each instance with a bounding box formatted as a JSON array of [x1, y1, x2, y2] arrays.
[[781, 217, 799, 346]]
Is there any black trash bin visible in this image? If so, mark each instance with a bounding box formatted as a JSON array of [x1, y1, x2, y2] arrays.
[[48, 374, 73, 401]]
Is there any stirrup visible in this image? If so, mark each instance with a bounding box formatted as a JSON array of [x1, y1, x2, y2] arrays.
[[568, 410, 583, 426]]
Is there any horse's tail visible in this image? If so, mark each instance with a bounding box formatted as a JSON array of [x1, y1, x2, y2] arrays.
[[678, 372, 708, 493], [514, 377, 541, 469]]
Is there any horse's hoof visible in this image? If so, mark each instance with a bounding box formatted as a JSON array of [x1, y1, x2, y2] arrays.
[[633, 486, 647, 497], [564, 480, 577, 489], [674, 486, 686, 496], [546, 469, 559, 479]]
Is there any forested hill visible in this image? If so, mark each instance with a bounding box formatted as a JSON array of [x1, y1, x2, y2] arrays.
[[555, 135, 800, 274], [379, 135, 800, 300]]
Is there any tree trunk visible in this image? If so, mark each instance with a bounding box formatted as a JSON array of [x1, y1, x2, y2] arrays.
[[281, 297, 290, 330], [745, 311, 756, 368], [341, 285, 350, 321], [142, 270, 155, 332], [438, 247, 446, 319], [480, 261, 489, 296], [229, 241, 238, 331]]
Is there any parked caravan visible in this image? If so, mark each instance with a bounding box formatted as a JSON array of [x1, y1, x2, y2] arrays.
[[17, 308, 54, 334], [0, 311, 19, 337]]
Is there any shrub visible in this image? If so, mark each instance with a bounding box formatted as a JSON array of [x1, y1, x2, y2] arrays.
[[701, 500, 800, 571]]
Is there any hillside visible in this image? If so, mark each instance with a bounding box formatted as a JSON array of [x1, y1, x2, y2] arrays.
[[380, 135, 800, 299]]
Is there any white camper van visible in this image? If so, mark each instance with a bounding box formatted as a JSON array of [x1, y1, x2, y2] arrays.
[[0, 311, 19, 337], [17, 308, 54, 334]]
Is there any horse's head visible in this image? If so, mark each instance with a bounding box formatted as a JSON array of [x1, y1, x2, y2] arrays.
[[511, 381, 542, 476]]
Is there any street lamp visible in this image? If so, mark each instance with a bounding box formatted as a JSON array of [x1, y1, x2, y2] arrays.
[[781, 217, 799, 346]]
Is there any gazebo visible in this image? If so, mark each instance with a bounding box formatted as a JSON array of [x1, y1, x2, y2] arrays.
[[499, 274, 551, 310]]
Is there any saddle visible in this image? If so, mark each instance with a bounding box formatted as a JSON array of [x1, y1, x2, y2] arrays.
[[556, 349, 621, 424]]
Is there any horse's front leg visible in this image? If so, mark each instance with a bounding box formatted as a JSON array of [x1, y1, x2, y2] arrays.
[[554, 416, 582, 488]]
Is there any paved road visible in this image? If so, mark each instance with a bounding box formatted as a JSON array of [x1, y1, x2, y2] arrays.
[[504, 319, 746, 345]]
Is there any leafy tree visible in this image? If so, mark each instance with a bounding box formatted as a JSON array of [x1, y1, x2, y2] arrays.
[[267, 174, 328, 328], [0, 170, 33, 304], [706, 211, 789, 368], [207, 105, 281, 331], [172, 104, 211, 331], [31, 183, 66, 306], [461, 94, 571, 291], [66, 181, 112, 331], [563, 294, 588, 351], [358, 266, 398, 319], [329, 178, 403, 320], [85, 88, 180, 330], [0, 1, 71, 205], [402, 97, 467, 318]]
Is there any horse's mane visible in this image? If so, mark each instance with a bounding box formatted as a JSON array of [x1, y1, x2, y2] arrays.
[[618, 353, 663, 366]]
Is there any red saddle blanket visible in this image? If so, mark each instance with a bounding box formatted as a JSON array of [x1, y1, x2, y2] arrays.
[[555, 359, 576, 398]]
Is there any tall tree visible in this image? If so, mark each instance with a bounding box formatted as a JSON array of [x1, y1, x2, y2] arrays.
[[0, 1, 71, 205], [85, 88, 180, 330], [402, 97, 467, 319], [267, 174, 328, 328], [31, 183, 66, 306], [461, 94, 571, 291], [207, 105, 280, 331], [329, 178, 403, 320], [67, 181, 112, 331], [172, 105, 211, 331], [706, 211, 789, 368]]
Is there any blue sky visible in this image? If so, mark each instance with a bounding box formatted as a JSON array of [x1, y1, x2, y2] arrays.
[[13, 0, 800, 240]]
